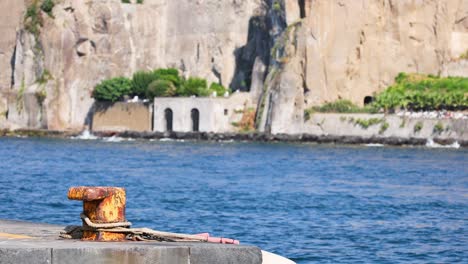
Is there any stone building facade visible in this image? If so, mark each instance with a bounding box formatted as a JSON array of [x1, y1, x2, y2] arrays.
[[153, 93, 252, 133]]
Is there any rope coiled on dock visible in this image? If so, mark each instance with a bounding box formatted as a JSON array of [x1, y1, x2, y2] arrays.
[[60, 212, 239, 244], [60, 213, 206, 242]]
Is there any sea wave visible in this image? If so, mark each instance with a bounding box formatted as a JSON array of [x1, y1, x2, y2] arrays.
[[425, 139, 460, 149], [103, 135, 124, 142], [102, 136, 135, 142], [364, 143, 384, 147], [71, 130, 98, 140]]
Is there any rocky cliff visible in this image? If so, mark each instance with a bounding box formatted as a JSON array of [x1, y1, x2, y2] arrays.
[[0, 0, 467, 133], [1, 0, 266, 130], [259, 0, 468, 134]]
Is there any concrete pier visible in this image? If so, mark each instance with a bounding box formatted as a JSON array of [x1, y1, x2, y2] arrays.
[[0, 220, 262, 264]]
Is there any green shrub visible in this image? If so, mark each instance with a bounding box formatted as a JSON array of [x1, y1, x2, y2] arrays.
[[35, 88, 47, 106], [313, 100, 359, 113], [373, 73, 468, 111], [379, 122, 389, 134], [137, 0, 144, 3], [355, 118, 383, 129], [433, 122, 444, 134], [414, 121, 423, 133], [92, 77, 132, 102], [154, 68, 184, 95], [307, 100, 379, 114], [182, 77, 208, 97], [36, 69, 52, 84], [174, 84, 187, 97], [395, 72, 408, 83], [154, 68, 182, 85], [131, 68, 183, 98], [121, 0, 131, 3], [131, 71, 158, 97], [40, 0, 54, 16], [24, 2, 42, 36], [273, 0, 281, 12], [459, 50, 468, 60], [94, 68, 226, 100], [304, 108, 314, 121], [146, 79, 175, 99], [16, 80, 26, 113], [209, 83, 228, 96]]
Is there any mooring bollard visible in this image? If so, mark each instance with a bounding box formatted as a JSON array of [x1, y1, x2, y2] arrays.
[[68, 186, 128, 241]]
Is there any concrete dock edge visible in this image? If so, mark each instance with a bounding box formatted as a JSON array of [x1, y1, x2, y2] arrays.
[[0, 220, 262, 264]]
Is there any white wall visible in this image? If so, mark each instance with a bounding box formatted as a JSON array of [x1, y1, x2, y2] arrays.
[[304, 113, 468, 140], [153, 93, 252, 133]]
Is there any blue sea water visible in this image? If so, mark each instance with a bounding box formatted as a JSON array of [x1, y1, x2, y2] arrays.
[[0, 137, 467, 263]]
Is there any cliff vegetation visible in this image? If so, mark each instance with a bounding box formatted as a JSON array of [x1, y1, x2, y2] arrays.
[[305, 73, 468, 117], [92, 68, 230, 102], [373, 73, 468, 112]]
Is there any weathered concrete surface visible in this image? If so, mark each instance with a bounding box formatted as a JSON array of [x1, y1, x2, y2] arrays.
[[0, 219, 262, 264], [2, 125, 468, 147], [442, 60, 468, 77], [92, 102, 153, 132], [304, 113, 468, 141]]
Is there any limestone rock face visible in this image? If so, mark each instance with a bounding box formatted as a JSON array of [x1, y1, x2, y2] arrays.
[[302, 0, 468, 105], [3, 0, 263, 130], [260, 0, 468, 134], [0, 0, 25, 127], [0, 0, 25, 88]]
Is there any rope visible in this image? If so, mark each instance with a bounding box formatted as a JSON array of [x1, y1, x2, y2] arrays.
[[80, 213, 131, 228], [59, 225, 83, 239], [60, 213, 239, 244], [99, 227, 207, 242]]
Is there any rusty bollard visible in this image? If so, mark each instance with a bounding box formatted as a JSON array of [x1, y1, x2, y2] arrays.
[[68, 186, 128, 241]]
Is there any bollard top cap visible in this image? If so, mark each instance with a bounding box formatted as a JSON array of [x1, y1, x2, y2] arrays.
[[68, 186, 125, 201]]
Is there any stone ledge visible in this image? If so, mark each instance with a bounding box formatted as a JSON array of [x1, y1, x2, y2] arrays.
[[0, 220, 262, 264]]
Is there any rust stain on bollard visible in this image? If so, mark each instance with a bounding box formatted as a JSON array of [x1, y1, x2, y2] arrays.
[[68, 186, 127, 241]]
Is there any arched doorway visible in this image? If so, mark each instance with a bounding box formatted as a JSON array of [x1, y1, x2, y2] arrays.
[[164, 108, 173, 132], [364, 96, 374, 105], [191, 108, 200, 132]]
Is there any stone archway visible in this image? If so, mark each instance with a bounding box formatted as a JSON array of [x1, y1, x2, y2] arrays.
[[165, 108, 173, 132], [191, 108, 200, 132]]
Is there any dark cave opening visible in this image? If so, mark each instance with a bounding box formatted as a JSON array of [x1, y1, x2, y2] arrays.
[[298, 0, 306, 19], [364, 96, 374, 105]]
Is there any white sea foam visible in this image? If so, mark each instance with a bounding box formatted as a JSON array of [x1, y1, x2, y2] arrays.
[[425, 138, 460, 149], [364, 143, 384, 147], [103, 135, 124, 142], [159, 138, 173, 142], [72, 130, 98, 140]]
